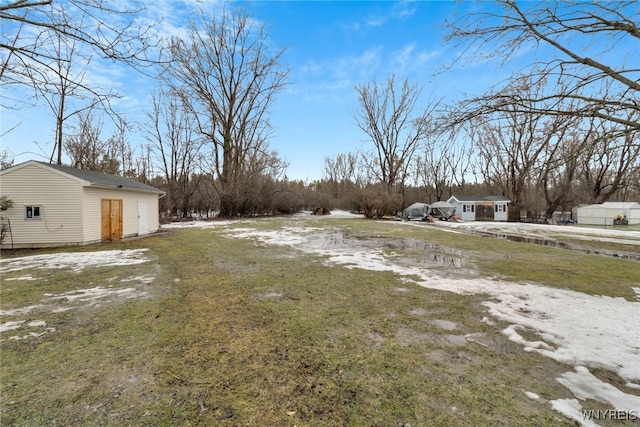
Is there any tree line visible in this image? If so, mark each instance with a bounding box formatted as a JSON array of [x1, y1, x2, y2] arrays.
[[1, 1, 638, 219]]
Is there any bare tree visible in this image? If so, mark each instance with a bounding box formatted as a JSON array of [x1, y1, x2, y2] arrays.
[[64, 108, 107, 170], [354, 76, 431, 197], [444, 0, 640, 134], [536, 127, 588, 217], [467, 80, 580, 213], [322, 152, 358, 200], [23, 4, 100, 165], [0, 148, 14, 170], [1, 1, 157, 164], [574, 118, 640, 204], [143, 89, 204, 218], [64, 108, 133, 175], [163, 6, 288, 217], [193, 173, 218, 218], [415, 136, 473, 202], [1, 0, 157, 84]]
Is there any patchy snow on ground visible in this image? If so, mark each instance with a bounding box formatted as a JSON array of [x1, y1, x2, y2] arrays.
[[161, 210, 364, 229], [0, 304, 46, 317], [161, 219, 249, 229], [295, 209, 365, 219], [0, 249, 150, 273], [46, 286, 145, 303], [120, 275, 155, 285], [210, 218, 640, 425], [551, 398, 599, 427], [0, 249, 153, 341], [2, 320, 56, 341], [3, 275, 39, 281], [0, 284, 150, 342], [431, 220, 640, 246], [0, 320, 25, 333]]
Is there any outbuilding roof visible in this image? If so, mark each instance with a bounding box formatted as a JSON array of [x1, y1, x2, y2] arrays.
[[448, 195, 510, 203], [602, 202, 640, 209], [2, 160, 165, 195]]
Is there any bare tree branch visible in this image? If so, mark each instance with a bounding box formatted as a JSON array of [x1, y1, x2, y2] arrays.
[[444, 0, 640, 132]]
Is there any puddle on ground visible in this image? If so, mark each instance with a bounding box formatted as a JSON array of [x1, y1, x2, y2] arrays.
[[307, 230, 468, 268], [462, 230, 640, 261]]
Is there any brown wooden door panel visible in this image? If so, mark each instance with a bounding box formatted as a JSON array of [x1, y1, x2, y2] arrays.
[[112, 199, 122, 240], [102, 200, 111, 241], [475, 203, 495, 221], [101, 199, 123, 242]]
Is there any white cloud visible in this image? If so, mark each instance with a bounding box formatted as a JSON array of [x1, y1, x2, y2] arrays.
[[392, 1, 418, 19], [365, 1, 416, 27], [294, 46, 384, 103], [389, 43, 441, 76]]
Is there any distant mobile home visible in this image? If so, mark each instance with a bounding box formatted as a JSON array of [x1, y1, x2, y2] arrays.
[[577, 202, 640, 226], [446, 195, 511, 222], [0, 161, 165, 248]]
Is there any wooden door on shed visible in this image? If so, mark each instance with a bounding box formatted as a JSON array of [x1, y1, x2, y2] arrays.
[[475, 202, 495, 221], [101, 199, 123, 242]]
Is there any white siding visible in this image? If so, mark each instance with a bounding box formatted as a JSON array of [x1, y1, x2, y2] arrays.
[[459, 203, 476, 221], [578, 203, 640, 226], [0, 164, 84, 247], [144, 194, 160, 233], [446, 197, 475, 221], [577, 205, 620, 226], [1, 163, 161, 248], [82, 187, 159, 241], [146, 196, 160, 232], [494, 203, 508, 222]]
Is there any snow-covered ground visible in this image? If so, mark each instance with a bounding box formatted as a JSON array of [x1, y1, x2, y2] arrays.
[[2, 216, 638, 425], [0, 249, 150, 273]]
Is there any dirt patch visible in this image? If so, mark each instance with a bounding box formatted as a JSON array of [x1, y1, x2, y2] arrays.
[[366, 331, 385, 349], [396, 327, 431, 346], [432, 319, 458, 331]]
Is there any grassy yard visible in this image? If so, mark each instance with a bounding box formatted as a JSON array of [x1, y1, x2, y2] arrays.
[[1, 217, 638, 426]]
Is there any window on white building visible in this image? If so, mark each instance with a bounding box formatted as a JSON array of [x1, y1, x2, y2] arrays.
[[25, 205, 42, 220], [463, 204, 474, 213]]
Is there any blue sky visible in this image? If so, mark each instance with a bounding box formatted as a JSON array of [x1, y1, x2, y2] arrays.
[[1, 1, 525, 180]]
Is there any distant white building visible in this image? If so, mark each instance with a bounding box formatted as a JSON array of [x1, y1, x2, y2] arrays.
[[446, 195, 511, 222], [577, 202, 640, 226]]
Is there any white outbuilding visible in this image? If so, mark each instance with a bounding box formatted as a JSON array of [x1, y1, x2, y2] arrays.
[[447, 195, 511, 222], [576, 202, 640, 226], [0, 160, 165, 248]]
